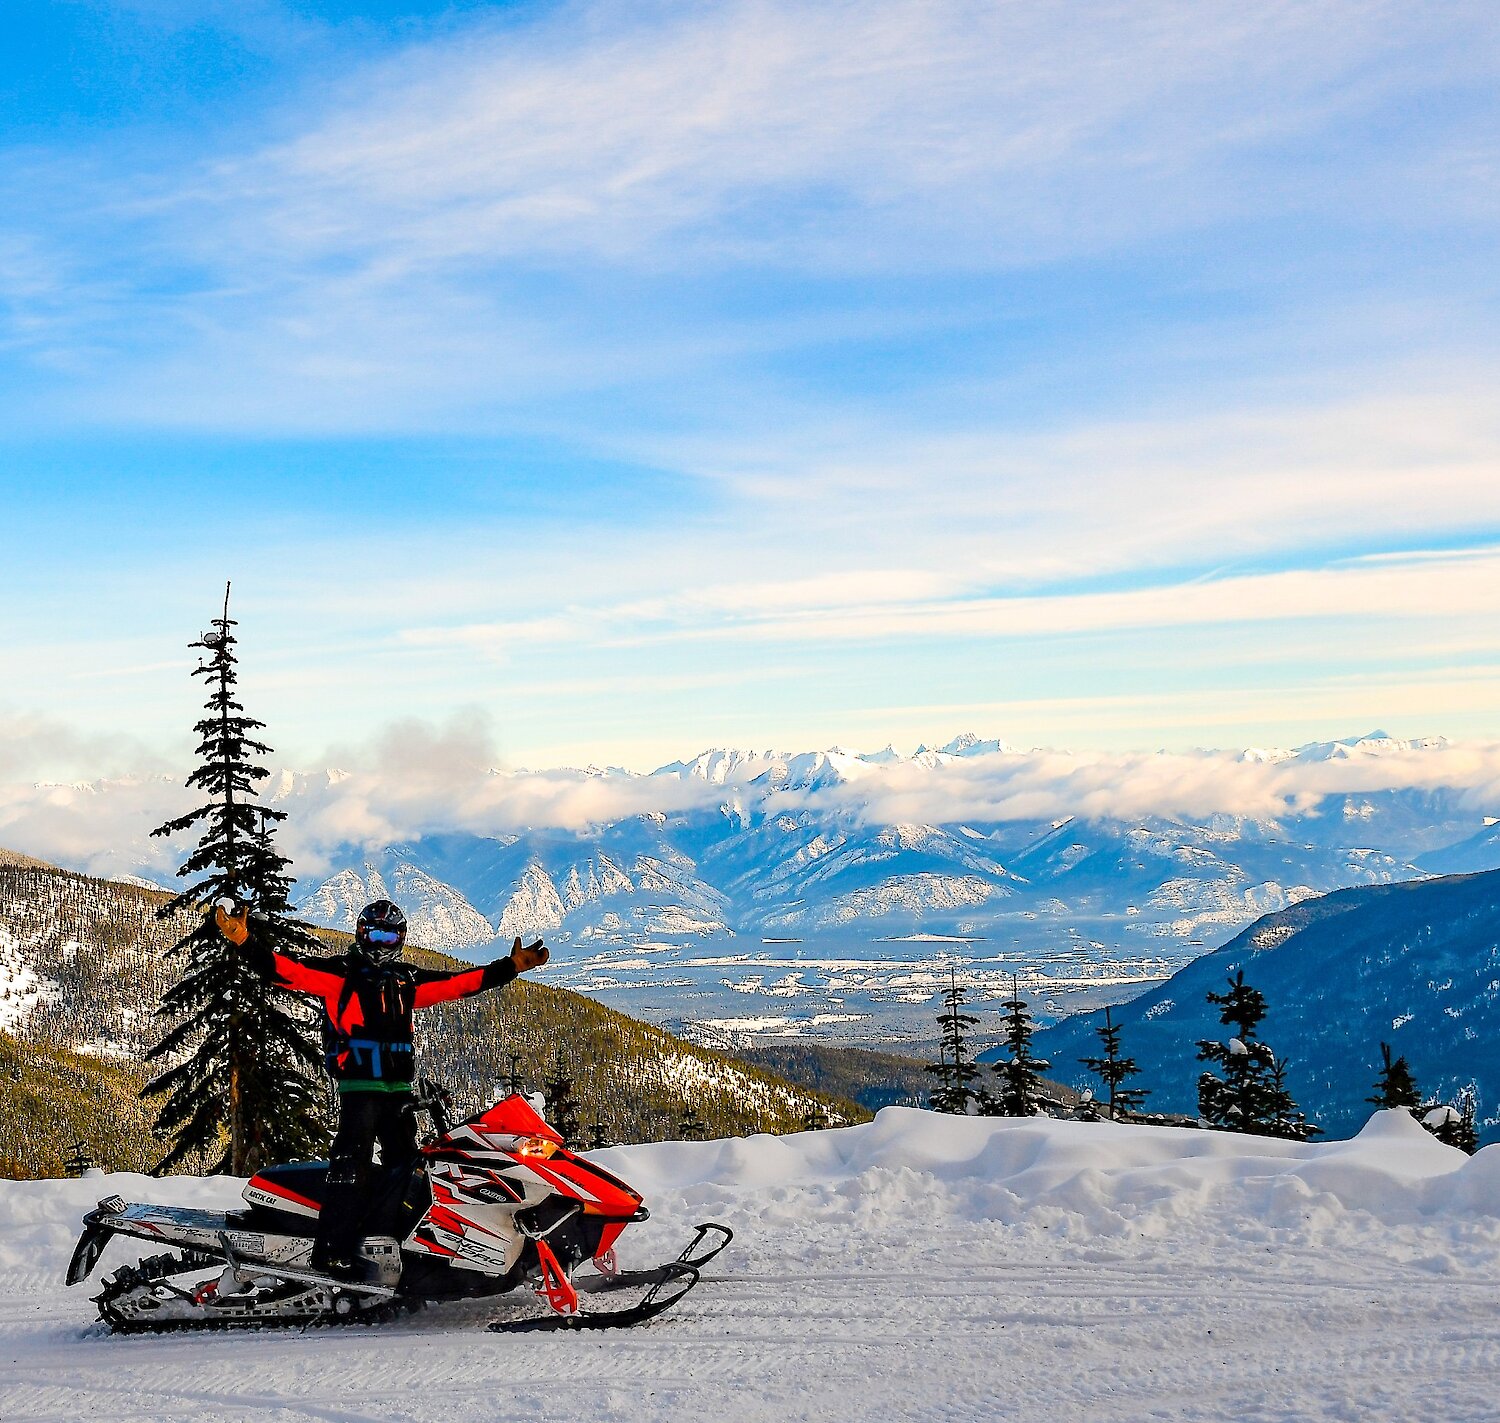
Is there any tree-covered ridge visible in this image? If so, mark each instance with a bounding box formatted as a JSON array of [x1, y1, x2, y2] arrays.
[[0, 1028, 162, 1178], [728, 1040, 932, 1113], [0, 862, 863, 1177], [1031, 869, 1500, 1138]]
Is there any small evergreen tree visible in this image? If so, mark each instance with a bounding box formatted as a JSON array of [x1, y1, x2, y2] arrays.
[[1196, 970, 1314, 1139], [1425, 1086, 1480, 1154], [143, 587, 328, 1175], [1265, 1056, 1320, 1141], [925, 968, 980, 1114], [1367, 1042, 1421, 1111], [676, 1106, 707, 1141], [1079, 1006, 1150, 1121], [542, 1054, 582, 1146], [801, 1102, 831, 1131], [587, 1118, 616, 1151], [989, 976, 1050, 1117]]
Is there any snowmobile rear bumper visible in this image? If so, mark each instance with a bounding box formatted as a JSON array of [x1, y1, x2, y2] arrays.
[[67, 1198, 127, 1285]]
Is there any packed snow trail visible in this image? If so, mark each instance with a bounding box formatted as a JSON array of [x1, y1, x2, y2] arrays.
[[5, 1108, 1500, 1421]]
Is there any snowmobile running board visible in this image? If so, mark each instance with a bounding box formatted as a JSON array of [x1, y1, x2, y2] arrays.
[[487, 1221, 734, 1334], [215, 1231, 398, 1298]]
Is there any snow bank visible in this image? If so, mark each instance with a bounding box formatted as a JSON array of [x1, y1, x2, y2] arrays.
[[2, 1109, 1493, 1281], [602, 1107, 1498, 1244], [7, 1110, 1500, 1423]]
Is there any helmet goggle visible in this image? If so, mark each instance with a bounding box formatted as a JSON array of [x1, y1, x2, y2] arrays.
[[364, 927, 403, 946]]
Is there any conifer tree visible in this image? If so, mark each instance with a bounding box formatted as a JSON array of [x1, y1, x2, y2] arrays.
[[1265, 1057, 1320, 1141], [676, 1106, 708, 1141], [1079, 1006, 1150, 1121], [587, 1118, 616, 1151], [801, 1102, 831, 1131], [925, 968, 980, 1113], [143, 587, 328, 1175], [1367, 1042, 1421, 1111], [1425, 1087, 1479, 1154], [989, 976, 1050, 1117], [542, 1053, 582, 1146], [1452, 1093, 1479, 1155], [1196, 970, 1314, 1138]]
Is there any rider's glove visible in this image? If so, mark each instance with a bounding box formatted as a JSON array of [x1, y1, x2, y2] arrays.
[[509, 936, 548, 972], [215, 902, 251, 946]]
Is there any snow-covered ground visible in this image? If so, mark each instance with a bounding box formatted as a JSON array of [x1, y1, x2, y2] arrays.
[[5, 1108, 1500, 1421]]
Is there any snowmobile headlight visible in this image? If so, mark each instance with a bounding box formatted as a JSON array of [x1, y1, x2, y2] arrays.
[[515, 1136, 559, 1159]]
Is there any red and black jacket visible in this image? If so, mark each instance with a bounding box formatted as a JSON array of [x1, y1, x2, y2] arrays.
[[244, 929, 516, 1091]]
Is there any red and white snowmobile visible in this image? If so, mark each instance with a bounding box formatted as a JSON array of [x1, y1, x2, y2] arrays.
[[67, 1084, 731, 1334]]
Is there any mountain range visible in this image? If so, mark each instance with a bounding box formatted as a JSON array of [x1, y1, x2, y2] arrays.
[[277, 732, 1496, 957], [11, 730, 1499, 1046]]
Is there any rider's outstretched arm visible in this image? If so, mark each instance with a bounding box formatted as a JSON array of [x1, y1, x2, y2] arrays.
[[215, 903, 347, 998], [411, 937, 548, 1009]]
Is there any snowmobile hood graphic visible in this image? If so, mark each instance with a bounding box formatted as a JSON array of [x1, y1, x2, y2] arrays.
[[68, 1085, 731, 1333]]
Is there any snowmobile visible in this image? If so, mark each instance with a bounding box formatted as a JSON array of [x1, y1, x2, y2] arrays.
[[67, 1082, 731, 1334]]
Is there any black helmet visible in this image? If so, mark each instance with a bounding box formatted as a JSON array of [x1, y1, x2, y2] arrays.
[[355, 899, 407, 960]]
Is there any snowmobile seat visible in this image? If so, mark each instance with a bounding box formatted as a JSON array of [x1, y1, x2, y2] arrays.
[[245, 1161, 422, 1238], [246, 1163, 331, 1217]]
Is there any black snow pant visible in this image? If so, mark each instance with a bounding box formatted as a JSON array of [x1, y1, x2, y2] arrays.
[[314, 1089, 418, 1266]]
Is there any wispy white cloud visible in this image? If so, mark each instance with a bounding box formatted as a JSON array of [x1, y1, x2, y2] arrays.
[[781, 739, 1500, 828], [0, 2, 1497, 773], [398, 542, 1500, 656], [8, 0, 1496, 430], [205, 0, 1498, 272]]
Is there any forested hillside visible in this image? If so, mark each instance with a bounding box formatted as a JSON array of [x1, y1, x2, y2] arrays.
[[1032, 869, 1500, 1138], [0, 1029, 161, 1177]]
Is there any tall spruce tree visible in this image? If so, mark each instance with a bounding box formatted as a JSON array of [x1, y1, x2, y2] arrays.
[[925, 968, 980, 1114], [1196, 970, 1314, 1139], [1079, 1006, 1150, 1121], [989, 976, 1050, 1117], [143, 587, 328, 1175], [1368, 1042, 1422, 1111]]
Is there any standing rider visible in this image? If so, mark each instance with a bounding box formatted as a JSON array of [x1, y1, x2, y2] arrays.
[[216, 898, 547, 1278]]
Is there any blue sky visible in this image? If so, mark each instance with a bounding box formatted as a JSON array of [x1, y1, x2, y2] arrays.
[[3, 0, 1499, 778]]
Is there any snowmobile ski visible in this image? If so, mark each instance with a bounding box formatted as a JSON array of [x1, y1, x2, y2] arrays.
[[574, 1221, 734, 1294], [488, 1262, 700, 1333], [487, 1221, 733, 1332]]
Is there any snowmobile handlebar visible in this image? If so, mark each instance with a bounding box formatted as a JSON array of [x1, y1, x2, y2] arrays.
[[408, 1078, 454, 1139]]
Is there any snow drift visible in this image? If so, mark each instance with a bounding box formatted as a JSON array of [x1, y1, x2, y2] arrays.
[[5, 1108, 1500, 1420]]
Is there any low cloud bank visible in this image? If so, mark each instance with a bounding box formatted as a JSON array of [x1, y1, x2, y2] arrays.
[[782, 739, 1500, 829], [2, 717, 1498, 887]]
